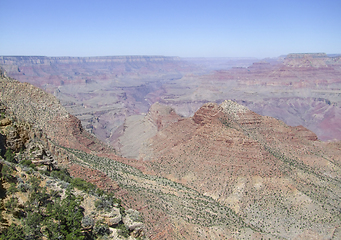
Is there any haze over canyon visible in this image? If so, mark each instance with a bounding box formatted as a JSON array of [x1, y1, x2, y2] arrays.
[[1, 53, 341, 239], [1, 53, 340, 149]]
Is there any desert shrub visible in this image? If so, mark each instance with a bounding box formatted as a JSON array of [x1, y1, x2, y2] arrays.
[[71, 177, 96, 193], [0, 223, 25, 240], [117, 223, 130, 238], [1, 164, 14, 181], [20, 159, 36, 170], [5, 197, 18, 213], [7, 183, 18, 194], [4, 149, 16, 163], [93, 220, 110, 236], [57, 181, 69, 189], [95, 197, 112, 211], [96, 188, 105, 197], [43, 189, 85, 239], [49, 168, 72, 182], [24, 211, 43, 239], [28, 176, 41, 193], [82, 215, 95, 228], [18, 182, 30, 192], [126, 209, 143, 222]]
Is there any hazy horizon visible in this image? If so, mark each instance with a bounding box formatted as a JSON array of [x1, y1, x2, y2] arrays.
[[1, 0, 340, 58]]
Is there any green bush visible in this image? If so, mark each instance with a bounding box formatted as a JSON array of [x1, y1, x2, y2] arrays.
[[95, 193, 122, 212], [0, 223, 25, 240], [7, 183, 18, 194], [20, 159, 36, 170], [17, 182, 29, 192], [5, 197, 18, 213], [81, 215, 95, 228], [5, 149, 16, 163], [1, 164, 14, 181], [117, 223, 130, 238], [93, 220, 110, 236], [43, 189, 85, 239], [49, 168, 72, 183], [71, 177, 96, 193]]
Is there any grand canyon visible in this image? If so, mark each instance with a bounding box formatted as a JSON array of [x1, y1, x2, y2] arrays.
[[0, 53, 341, 239]]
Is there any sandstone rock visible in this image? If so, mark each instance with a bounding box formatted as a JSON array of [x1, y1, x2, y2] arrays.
[[3, 125, 28, 152], [123, 209, 144, 231], [27, 142, 45, 159], [103, 207, 122, 227], [0, 118, 11, 126]]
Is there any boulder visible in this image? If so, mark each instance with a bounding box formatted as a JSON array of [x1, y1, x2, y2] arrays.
[[123, 209, 144, 231], [103, 207, 122, 227], [0, 118, 11, 126]]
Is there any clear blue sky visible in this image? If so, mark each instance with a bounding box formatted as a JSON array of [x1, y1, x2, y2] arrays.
[[0, 0, 340, 58]]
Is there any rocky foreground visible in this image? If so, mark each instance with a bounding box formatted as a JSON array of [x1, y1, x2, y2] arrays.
[[1, 68, 341, 239]]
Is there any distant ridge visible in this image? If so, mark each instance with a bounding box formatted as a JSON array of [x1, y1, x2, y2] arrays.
[[286, 53, 327, 58], [0, 55, 181, 65]]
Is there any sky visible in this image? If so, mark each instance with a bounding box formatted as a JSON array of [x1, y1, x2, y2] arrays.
[[0, 0, 340, 58]]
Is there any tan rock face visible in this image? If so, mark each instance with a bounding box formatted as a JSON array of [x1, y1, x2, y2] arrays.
[[103, 207, 121, 226], [123, 209, 144, 231], [0, 118, 11, 126], [147, 102, 182, 130]]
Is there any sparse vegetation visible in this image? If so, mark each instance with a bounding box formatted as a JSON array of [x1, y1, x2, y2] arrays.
[[4, 149, 15, 163], [0, 154, 144, 239]]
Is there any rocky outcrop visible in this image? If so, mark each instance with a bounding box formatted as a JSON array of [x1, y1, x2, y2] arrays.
[[103, 207, 122, 226], [192, 102, 224, 125], [123, 209, 145, 236]]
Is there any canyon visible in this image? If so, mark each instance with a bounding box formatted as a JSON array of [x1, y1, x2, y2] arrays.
[[1, 53, 341, 239], [1, 53, 340, 152]]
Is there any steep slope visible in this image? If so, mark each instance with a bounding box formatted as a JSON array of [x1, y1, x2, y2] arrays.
[[140, 101, 341, 239]]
